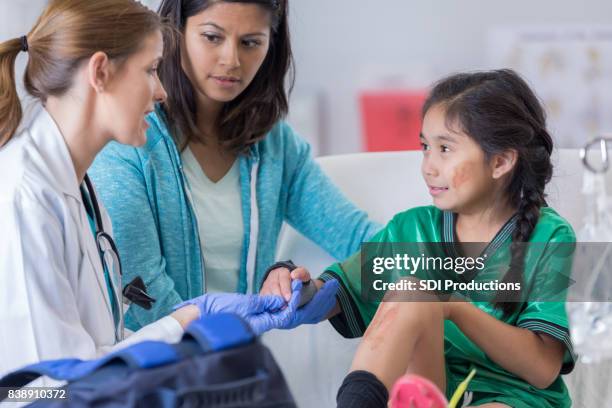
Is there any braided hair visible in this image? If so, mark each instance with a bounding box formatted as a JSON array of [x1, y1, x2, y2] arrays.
[[422, 69, 553, 315]]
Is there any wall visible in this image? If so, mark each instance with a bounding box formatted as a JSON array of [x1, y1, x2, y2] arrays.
[[288, 0, 612, 154], [3, 0, 612, 154]]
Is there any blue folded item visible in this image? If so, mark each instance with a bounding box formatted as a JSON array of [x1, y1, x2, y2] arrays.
[[0, 313, 295, 407]]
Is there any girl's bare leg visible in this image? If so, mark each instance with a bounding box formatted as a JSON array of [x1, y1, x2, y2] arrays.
[[348, 300, 446, 392]]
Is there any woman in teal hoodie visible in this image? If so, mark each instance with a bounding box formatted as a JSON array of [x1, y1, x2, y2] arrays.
[[90, 0, 380, 330]]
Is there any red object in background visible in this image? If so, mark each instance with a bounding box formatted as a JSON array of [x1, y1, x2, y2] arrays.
[[360, 90, 427, 152]]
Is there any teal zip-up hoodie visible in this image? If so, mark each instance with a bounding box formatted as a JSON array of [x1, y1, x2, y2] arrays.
[[90, 108, 381, 330]]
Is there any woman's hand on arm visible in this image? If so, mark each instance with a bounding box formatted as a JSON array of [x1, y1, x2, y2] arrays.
[[260, 266, 311, 301], [259, 263, 341, 319], [447, 302, 566, 389]]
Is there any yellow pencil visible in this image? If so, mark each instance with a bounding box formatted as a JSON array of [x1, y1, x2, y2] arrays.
[[448, 369, 477, 408]]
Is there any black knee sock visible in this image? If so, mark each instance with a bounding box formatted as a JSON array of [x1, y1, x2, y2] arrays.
[[336, 370, 388, 408]]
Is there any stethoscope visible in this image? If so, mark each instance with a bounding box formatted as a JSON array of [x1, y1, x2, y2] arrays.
[[82, 174, 155, 342]]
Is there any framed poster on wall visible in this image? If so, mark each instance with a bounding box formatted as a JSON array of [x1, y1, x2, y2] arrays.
[[488, 25, 612, 148]]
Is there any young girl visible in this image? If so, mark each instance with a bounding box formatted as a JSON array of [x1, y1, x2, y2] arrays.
[[284, 69, 576, 407], [89, 0, 379, 331]]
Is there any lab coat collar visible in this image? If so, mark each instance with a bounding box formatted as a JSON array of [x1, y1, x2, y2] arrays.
[[29, 108, 82, 201], [24, 108, 115, 325]]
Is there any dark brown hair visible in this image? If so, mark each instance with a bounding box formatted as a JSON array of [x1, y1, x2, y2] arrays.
[[0, 0, 164, 146], [157, 0, 295, 153], [423, 69, 554, 316]]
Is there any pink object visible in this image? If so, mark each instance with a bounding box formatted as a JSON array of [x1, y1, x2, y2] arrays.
[[390, 374, 448, 408]]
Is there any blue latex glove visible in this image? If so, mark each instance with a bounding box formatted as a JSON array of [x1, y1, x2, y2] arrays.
[[174, 293, 286, 336], [271, 279, 340, 330]]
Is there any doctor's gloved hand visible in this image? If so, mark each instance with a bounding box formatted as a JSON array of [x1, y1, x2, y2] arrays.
[[271, 279, 340, 330], [173, 293, 286, 336]]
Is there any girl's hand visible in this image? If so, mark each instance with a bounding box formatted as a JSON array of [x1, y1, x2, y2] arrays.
[[260, 266, 312, 301]]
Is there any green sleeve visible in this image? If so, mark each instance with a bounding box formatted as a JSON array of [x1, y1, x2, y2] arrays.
[[517, 226, 577, 374], [318, 224, 396, 338]]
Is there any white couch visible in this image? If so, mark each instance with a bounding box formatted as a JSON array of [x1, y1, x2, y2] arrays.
[[262, 149, 612, 407]]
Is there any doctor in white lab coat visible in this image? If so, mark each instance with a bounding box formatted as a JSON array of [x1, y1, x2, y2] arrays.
[[0, 0, 293, 378], [0, 106, 192, 376], [0, 1, 199, 378]]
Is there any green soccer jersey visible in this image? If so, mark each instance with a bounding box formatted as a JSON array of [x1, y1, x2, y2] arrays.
[[319, 205, 576, 408]]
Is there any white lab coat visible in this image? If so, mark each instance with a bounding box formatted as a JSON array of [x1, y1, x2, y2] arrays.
[[0, 109, 183, 378]]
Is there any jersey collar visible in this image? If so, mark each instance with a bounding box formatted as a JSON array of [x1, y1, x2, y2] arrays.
[[442, 211, 519, 259]]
